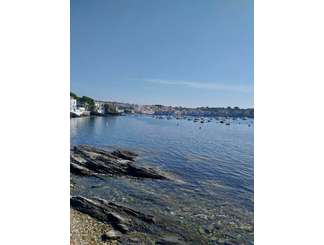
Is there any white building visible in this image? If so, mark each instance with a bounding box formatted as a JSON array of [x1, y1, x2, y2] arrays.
[[95, 101, 105, 114], [116, 106, 124, 114], [70, 97, 77, 112]]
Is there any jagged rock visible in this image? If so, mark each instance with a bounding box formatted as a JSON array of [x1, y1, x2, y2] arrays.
[[70, 145, 168, 180], [111, 149, 138, 161], [70, 196, 155, 234], [70, 161, 92, 176]]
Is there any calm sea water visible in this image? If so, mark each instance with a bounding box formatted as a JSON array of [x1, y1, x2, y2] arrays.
[[71, 115, 254, 243]]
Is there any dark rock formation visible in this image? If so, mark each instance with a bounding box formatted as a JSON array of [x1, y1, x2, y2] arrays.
[[101, 230, 122, 240], [111, 149, 138, 161], [71, 196, 155, 234], [70, 144, 168, 180]]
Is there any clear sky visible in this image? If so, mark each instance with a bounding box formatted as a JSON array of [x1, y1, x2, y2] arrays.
[[71, 0, 253, 108]]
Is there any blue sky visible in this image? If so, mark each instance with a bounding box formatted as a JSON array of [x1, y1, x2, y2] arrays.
[[71, 0, 253, 108]]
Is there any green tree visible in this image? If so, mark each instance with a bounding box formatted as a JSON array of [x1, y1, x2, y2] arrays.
[[78, 96, 95, 111], [70, 92, 79, 99]]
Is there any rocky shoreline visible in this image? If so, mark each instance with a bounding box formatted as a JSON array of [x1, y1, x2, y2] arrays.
[[70, 145, 253, 245], [70, 145, 191, 244]]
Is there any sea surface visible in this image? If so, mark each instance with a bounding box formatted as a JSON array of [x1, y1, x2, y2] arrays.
[[71, 115, 254, 244]]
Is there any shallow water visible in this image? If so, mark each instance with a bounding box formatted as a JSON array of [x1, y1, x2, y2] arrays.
[[71, 115, 254, 244]]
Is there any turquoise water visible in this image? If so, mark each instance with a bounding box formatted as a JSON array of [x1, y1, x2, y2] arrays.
[[71, 115, 254, 243]]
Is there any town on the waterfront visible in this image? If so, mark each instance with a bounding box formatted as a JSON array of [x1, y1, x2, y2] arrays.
[[71, 92, 254, 119]]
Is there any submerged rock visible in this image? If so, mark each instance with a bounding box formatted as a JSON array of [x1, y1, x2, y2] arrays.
[[70, 145, 169, 180]]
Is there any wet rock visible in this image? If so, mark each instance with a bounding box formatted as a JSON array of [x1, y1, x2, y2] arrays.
[[204, 222, 220, 234], [204, 224, 214, 233], [156, 235, 186, 245], [240, 224, 253, 232], [217, 238, 226, 244], [70, 196, 155, 234], [70, 145, 169, 180], [223, 240, 238, 245], [107, 212, 128, 225], [210, 236, 218, 241], [116, 223, 129, 233], [102, 229, 122, 240], [111, 149, 138, 161], [216, 238, 239, 245], [70, 161, 92, 176]]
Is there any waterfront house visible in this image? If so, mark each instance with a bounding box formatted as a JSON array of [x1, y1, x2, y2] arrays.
[[94, 101, 105, 115], [70, 97, 77, 113], [70, 96, 91, 117], [116, 106, 124, 114], [70, 97, 82, 117]]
